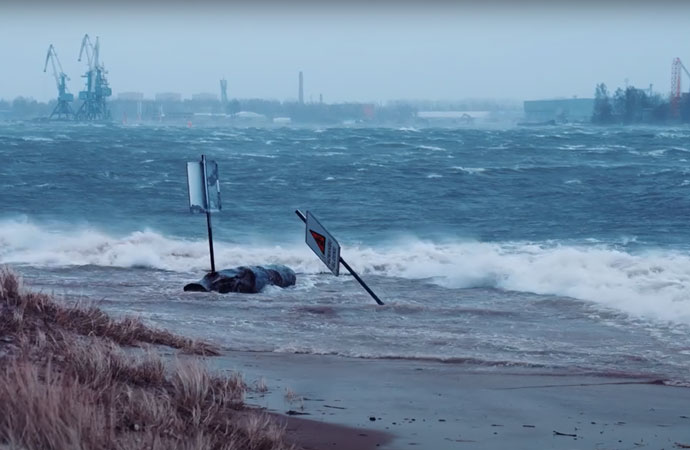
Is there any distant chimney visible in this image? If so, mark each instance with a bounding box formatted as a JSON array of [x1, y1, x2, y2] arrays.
[[220, 78, 228, 105], [298, 71, 304, 104]]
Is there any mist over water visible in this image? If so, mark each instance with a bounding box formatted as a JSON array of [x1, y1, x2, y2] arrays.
[[3, 2, 689, 103], [3, 123, 690, 384]]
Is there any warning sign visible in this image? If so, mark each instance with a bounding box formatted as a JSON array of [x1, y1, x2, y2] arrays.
[[305, 211, 340, 276], [310, 230, 326, 253]]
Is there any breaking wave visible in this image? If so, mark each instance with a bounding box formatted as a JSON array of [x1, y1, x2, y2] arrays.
[[0, 219, 320, 274], [2, 219, 690, 324]]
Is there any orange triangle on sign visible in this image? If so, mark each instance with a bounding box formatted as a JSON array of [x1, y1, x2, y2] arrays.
[[310, 230, 326, 254]]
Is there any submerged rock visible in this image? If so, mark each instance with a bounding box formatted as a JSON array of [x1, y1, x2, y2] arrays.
[[183, 265, 296, 294]]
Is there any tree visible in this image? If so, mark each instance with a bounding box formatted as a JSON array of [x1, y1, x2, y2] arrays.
[[592, 83, 614, 124], [611, 86, 650, 124], [681, 95, 690, 123], [12, 96, 42, 118], [625, 87, 647, 123]]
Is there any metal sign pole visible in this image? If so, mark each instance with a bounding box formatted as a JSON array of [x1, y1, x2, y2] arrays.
[[295, 209, 384, 306], [201, 155, 216, 274]]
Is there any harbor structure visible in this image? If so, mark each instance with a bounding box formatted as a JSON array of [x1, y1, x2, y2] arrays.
[[74, 34, 112, 121], [42, 44, 74, 120]]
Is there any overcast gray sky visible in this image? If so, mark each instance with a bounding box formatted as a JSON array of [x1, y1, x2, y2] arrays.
[[2, 1, 690, 103]]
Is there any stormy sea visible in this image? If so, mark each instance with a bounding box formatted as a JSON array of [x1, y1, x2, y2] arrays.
[[2, 122, 690, 385]]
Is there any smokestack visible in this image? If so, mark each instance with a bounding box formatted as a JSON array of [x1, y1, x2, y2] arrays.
[[299, 71, 304, 104], [220, 78, 228, 105]]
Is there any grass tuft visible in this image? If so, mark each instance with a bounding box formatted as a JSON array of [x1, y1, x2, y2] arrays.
[[0, 267, 297, 450]]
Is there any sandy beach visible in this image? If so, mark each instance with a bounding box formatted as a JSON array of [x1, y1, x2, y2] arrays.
[[212, 351, 690, 450]]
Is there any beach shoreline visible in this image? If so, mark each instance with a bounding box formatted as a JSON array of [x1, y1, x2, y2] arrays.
[[212, 350, 690, 450], [1, 268, 387, 450], [3, 267, 690, 449]]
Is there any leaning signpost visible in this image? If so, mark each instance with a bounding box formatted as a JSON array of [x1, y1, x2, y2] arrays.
[[187, 155, 221, 274], [305, 211, 340, 276], [296, 209, 384, 305]]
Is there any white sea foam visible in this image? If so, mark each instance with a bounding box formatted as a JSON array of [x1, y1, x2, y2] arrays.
[[417, 145, 446, 152], [22, 136, 54, 142], [451, 166, 486, 174], [0, 220, 324, 275], [341, 240, 690, 325], [237, 153, 278, 159], [2, 220, 690, 324], [313, 152, 346, 157]]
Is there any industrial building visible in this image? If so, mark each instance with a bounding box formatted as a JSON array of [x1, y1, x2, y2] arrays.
[[155, 92, 182, 102], [417, 110, 489, 125], [117, 92, 144, 101], [523, 98, 594, 123], [191, 93, 218, 102], [36, 58, 413, 125]]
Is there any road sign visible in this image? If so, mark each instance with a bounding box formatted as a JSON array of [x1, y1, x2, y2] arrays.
[[305, 211, 341, 276], [296, 210, 383, 305], [186, 155, 220, 273], [186, 158, 221, 213]]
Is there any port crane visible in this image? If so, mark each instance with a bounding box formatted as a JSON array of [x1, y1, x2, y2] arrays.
[[43, 45, 74, 120], [671, 57, 690, 117], [74, 34, 112, 121]]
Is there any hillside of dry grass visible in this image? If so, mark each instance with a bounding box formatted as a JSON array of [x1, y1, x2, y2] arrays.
[[0, 267, 297, 450]]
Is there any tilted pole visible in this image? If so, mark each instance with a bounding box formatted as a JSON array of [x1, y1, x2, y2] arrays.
[[201, 155, 216, 274]]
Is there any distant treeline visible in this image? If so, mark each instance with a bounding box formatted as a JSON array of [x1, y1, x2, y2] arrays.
[[591, 83, 690, 124], [0, 97, 54, 119]]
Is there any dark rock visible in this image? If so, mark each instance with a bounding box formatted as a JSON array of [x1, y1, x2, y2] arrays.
[[184, 265, 296, 294]]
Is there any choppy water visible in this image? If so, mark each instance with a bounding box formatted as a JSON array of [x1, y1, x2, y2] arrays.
[[2, 122, 690, 385]]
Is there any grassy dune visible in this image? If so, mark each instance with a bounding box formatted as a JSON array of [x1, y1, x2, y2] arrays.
[[0, 267, 296, 450]]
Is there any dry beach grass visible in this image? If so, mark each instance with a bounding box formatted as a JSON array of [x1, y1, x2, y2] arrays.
[[0, 267, 296, 450]]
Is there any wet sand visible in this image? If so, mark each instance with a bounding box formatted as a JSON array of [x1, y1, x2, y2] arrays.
[[209, 351, 690, 450], [275, 414, 393, 450]]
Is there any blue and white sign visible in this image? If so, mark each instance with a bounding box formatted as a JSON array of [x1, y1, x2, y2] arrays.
[[186, 156, 221, 213]]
